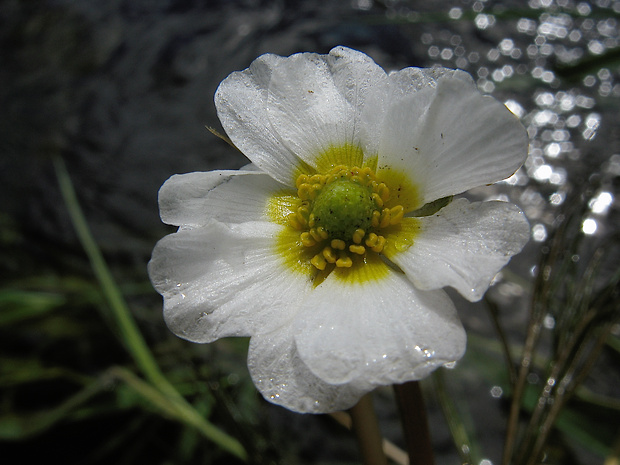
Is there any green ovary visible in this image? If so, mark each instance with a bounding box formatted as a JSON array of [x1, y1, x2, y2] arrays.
[[311, 179, 375, 241]]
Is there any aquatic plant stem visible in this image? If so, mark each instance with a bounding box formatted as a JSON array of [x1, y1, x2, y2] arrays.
[[394, 380, 435, 465], [502, 304, 542, 465], [349, 393, 387, 465], [52, 156, 247, 461], [485, 297, 517, 385], [433, 370, 482, 464], [524, 319, 617, 465]]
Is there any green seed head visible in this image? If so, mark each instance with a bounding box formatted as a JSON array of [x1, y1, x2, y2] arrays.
[[311, 179, 375, 241]]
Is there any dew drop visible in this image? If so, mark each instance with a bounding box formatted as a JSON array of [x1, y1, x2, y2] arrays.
[[394, 235, 414, 252]]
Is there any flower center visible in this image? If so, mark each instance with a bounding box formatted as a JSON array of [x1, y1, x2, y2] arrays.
[[312, 179, 375, 241], [288, 165, 405, 271]]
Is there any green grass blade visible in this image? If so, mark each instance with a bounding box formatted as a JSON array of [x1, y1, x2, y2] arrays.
[[52, 156, 247, 461]]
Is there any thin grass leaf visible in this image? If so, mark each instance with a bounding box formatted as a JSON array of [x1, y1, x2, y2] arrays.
[[0, 289, 66, 325], [52, 155, 248, 461], [432, 370, 484, 465]]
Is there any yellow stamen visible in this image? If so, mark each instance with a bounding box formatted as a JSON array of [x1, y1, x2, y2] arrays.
[[361, 166, 374, 178], [310, 253, 327, 270], [310, 174, 323, 184], [379, 208, 391, 228], [298, 183, 311, 200], [352, 229, 365, 244], [300, 232, 316, 247], [331, 239, 346, 250], [378, 183, 390, 202], [389, 205, 404, 225], [296, 174, 309, 188], [322, 246, 337, 263], [290, 163, 409, 273], [372, 192, 383, 208], [296, 206, 309, 225], [288, 213, 303, 230], [309, 228, 322, 242], [316, 226, 329, 240], [365, 233, 378, 247], [371, 235, 386, 253], [336, 252, 353, 268], [371, 210, 381, 228], [349, 244, 366, 255], [308, 184, 321, 200]]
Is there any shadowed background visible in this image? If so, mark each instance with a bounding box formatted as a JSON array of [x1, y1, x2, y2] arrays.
[[1, 0, 619, 464]]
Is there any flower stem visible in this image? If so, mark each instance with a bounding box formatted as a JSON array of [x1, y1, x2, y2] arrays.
[[393, 380, 435, 465], [349, 393, 387, 465]]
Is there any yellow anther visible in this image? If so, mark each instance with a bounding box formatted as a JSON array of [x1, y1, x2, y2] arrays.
[[336, 253, 353, 268], [296, 174, 309, 188], [307, 184, 322, 200], [288, 213, 303, 230], [361, 166, 375, 179], [350, 167, 361, 175], [365, 233, 379, 247], [322, 246, 337, 263], [300, 232, 316, 247], [371, 210, 381, 228], [308, 213, 316, 228], [372, 192, 383, 208], [349, 244, 366, 255], [379, 208, 391, 228], [296, 207, 309, 227], [378, 183, 390, 202], [316, 226, 329, 240], [310, 174, 324, 184], [331, 239, 346, 250], [298, 183, 311, 200], [369, 180, 378, 191], [371, 235, 386, 253], [309, 228, 323, 242], [389, 205, 404, 225], [351, 175, 363, 185], [310, 253, 327, 270], [352, 229, 365, 244]]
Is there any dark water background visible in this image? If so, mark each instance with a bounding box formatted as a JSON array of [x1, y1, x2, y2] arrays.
[[1, 0, 619, 464]]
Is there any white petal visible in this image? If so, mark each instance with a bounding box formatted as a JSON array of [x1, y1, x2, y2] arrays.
[[363, 67, 465, 157], [387, 198, 530, 301], [215, 47, 387, 184], [148, 220, 313, 342], [158, 170, 288, 227], [215, 53, 301, 185], [293, 267, 466, 385], [378, 68, 527, 204], [248, 327, 371, 414], [265, 46, 387, 169]]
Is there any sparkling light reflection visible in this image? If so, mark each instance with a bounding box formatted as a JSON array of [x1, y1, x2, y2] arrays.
[[589, 191, 614, 214], [582, 217, 598, 235]]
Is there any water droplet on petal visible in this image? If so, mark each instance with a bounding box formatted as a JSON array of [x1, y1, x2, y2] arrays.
[[394, 235, 414, 252]]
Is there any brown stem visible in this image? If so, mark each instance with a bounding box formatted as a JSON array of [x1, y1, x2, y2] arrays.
[[349, 393, 388, 465], [393, 380, 435, 465]]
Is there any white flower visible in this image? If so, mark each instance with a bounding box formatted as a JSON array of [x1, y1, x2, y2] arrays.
[[148, 46, 530, 413]]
